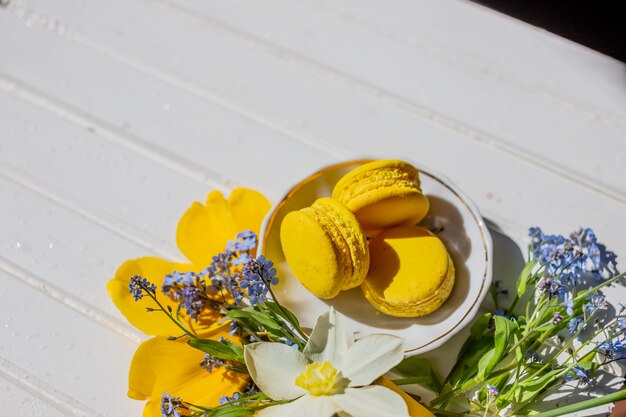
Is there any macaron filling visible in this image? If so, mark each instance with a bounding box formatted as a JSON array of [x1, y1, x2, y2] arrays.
[[333, 163, 423, 212], [280, 198, 369, 299]]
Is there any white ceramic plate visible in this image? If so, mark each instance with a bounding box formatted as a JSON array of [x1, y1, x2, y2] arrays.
[[258, 160, 493, 355]]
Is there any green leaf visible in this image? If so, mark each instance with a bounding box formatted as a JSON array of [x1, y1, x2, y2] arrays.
[[477, 316, 515, 380], [246, 309, 283, 331], [263, 302, 300, 328], [513, 333, 523, 363], [224, 340, 244, 360], [227, 309, 252, 319], [394, 357, 442, 393], [209, 406, 256, 417], [515, 368, 564, 404], [517, 260, 537, 297], [188, 338, 240, 361], [470, 314, 491, 338], [446, 336, 493, 388], [445, 314, 491, 386]]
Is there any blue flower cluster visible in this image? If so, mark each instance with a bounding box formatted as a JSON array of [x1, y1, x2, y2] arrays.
[[485, 384, 499, 398], [564, 365, 591, 385], [218, 392, 241, 405], [529, 227, 616, 330], [129, 275, 157, 301], [200, 353, 226, 373], [530, 227, 601, 284], [155, 230, 271, 320], [162, 270, 207, 319], [241, 255, 279, 305], [160, 392, 184, 417], [206, 250, 243, 304], [227, 230, 257, 266]]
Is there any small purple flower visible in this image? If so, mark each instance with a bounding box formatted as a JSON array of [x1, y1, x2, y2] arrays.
[[568, 316, 585, 335], [486, 384, 499, 398], [552, 311, 564, 325], [228, 230, 257, 252], [241, 256, 279, 305], [160, 392, 183, 417], [561, 293, 575, 316], [537, 277, 553, 295], [129, 275, 157, 301], [229, 320, 240, 336], [585, 293, 608, 315], [219, 392, 241, 405], [565, 365, 590, 385], [284, 339, 300, 350], [200, 353, 226, 373], [181, 285, 205, 319], [598, 340, 626, 360], [524, 350, 542, 363], [528, 227, 608, 292], [162, 271, 197, 300]]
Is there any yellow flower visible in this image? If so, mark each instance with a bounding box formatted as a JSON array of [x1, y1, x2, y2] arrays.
[[107, 188, 271, 417]]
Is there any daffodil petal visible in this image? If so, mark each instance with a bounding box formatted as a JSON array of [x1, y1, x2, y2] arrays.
[[257, 395, 339, 417], [129, 337, 248, 410], [341, 334, 405, 387], [333, 386, 410, 417], [303, 307, 353, 369], [244, 342, 308, 400], [177, 188, 271, 266], [107, 257, 194, 337], [378, 376, 436, 417]]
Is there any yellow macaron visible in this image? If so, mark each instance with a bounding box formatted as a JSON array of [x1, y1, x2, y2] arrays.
[[362, 225, 455, 317], [280, 198, 370, 299], [332, 160, 430, 235]]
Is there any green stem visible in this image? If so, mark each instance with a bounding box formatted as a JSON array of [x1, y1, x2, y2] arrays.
[[144, 287, 194, 338], [527, 389, 626, 417], [430, 366, 516, 407], [574, 272, 626, 303], [264, 283, 307, 343]]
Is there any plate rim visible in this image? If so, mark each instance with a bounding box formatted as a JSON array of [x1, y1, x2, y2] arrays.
[[258, 159, 493, 354]]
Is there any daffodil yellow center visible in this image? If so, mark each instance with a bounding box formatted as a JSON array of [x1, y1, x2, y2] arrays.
[[295, 361, 340, 396]]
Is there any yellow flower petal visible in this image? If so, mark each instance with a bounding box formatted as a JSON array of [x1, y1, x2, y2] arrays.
[[129, 337, 249, 415], [177, 188, 271, 266], [378, 376, 435, 417], [107, 257, 195, 337]]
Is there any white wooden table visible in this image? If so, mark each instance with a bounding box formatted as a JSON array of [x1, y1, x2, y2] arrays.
[[1, 0, 625, 415]]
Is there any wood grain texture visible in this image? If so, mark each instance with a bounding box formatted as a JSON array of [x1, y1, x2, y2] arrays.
[[0, 0, 624, 414]]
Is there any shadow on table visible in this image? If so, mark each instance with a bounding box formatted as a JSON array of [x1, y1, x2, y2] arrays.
[[484, 219, 525, 312]]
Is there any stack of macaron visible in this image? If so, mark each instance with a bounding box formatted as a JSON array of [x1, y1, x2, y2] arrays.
[[280, 160, 455, 318]]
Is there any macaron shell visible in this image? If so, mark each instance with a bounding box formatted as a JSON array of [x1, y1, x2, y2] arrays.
[[332, 160, 429, 233], [310, 198, 370, 290], [280, 198, 369, 299], [280, 209, 344, 299], [353, 192, 430, 235], [362, 226, 455, 317]]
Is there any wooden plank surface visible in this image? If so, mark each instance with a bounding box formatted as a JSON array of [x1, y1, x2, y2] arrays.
[[0, 0, 624, 414]]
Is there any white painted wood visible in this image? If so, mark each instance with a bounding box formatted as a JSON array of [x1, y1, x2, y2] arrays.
[[1, 8, 626, 252], [0, 375, 68, 417], [3, 0, 626, 204], [0, 272, 143, 417], [0, 0, 624, 414], [296, 0, 626, 123]]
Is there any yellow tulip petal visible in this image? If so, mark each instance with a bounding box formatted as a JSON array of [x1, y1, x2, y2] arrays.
[[378, 376, 435, 417], [129, 337, 249, 415], [107, 257, 195, 337], [177, 188, 271, 266]]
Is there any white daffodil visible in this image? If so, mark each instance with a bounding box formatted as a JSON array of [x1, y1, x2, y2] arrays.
[[244, 308, 410, 417]]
